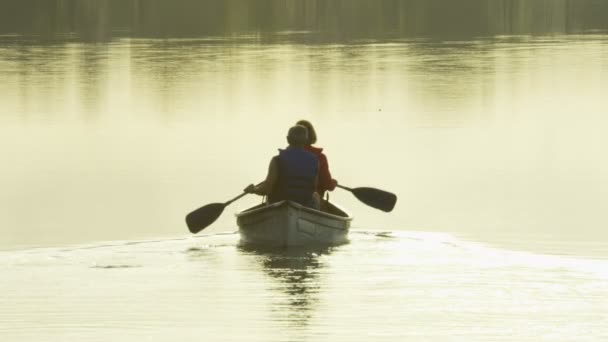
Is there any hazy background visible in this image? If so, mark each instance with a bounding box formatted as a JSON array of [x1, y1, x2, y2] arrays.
[[1, 0, 607, 255], [2, 3, 608, 342]]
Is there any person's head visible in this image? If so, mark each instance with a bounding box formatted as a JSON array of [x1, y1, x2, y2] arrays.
[[287, 125, 309, 147], [296, 119, 317, 145]]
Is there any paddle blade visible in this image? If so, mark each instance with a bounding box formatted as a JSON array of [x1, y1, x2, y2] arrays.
[[351, 187, 397, 212], [186, 203, 226, 234]]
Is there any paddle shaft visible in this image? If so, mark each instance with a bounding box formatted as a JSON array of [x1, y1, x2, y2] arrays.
[[222, 180, 266, 207], [336, 184, 353, 192], [225, 192, 248, 206]]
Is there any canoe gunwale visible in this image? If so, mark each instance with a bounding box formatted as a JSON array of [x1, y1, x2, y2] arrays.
[[235, 200, 353, 222]]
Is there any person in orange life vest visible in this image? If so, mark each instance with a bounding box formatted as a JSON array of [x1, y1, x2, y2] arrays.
[[244, 125, 321, 209], [295, 120, 337, 199]]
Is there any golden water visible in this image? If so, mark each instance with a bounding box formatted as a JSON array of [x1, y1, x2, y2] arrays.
[[1, 2, 608, 341]]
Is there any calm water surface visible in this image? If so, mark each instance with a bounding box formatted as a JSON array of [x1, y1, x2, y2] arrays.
[[1, 1, 608, 341], [2, 34, 607, 255], [2, 232, 608, 342]]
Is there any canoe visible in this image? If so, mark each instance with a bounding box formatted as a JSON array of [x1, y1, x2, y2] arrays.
[[236, 200, 352, 247]]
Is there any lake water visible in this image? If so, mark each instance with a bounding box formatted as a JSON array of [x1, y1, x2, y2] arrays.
[[1, 1, 608, 341], [2, 232, 608, 342]]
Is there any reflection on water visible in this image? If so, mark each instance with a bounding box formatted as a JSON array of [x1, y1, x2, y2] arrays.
[[2, 34, 607, 253], [2, 232, 608, 341], [2, 2, 608, 341], [240, 245, 333, 330], [1, 0, 608, 41], [1, 2, 608, 257]]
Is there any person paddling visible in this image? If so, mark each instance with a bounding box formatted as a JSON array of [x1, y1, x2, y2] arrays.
[[296, 120, 337, 199], [245, 125, 320, 209]]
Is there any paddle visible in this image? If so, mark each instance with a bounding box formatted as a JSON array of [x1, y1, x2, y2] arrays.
[[336, 184, 397, 212], [186, 192, 249, 234]]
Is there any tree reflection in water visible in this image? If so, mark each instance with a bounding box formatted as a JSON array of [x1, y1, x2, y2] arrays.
[[1, 0, 607, 41]]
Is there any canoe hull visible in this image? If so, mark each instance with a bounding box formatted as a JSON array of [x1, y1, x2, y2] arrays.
[[236, 201, 352, 247]]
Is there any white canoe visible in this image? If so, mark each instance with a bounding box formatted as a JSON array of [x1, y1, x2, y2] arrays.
[[236, 200, 352, 247]]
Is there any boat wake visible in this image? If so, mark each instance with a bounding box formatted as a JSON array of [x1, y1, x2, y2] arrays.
[[2, 229, 608, 342], [1, 229, 606, 280]]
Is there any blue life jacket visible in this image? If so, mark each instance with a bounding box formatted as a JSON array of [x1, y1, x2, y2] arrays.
[[269, 147, 319, 207]]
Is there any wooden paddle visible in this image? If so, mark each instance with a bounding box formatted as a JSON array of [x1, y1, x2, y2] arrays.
[[337, 184, 397, 212], [186, 192, 249, 234]]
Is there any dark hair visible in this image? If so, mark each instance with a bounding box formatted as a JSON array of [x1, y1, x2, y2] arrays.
[[296, 120, 317, 145], [287, 125, 308, 146]]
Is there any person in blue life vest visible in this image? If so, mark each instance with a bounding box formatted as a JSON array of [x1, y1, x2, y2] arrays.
[[244, 125, 321, 209]]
